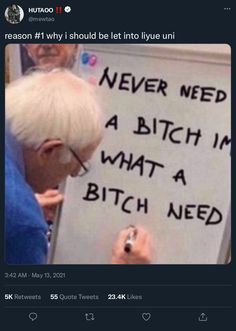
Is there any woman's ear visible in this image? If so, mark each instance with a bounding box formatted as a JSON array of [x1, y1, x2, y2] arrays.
[[36, 139, 64, 164]]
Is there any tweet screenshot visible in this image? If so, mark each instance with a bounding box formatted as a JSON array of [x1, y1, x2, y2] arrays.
[[0, 1, 234, 329]]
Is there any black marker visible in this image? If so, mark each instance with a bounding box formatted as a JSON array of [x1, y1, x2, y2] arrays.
[[124, 226, 138, 253]]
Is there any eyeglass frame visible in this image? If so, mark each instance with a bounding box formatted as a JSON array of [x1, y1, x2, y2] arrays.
[[35, 140, 90, 177], [68, 147, 91, 177]]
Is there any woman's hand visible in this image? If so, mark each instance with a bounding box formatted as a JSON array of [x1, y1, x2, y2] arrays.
[[35, 189, 64, 220], [111, 225, 153, 264]]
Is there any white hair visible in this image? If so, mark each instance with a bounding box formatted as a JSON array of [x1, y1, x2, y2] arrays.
[[5, 69, 104, 161]]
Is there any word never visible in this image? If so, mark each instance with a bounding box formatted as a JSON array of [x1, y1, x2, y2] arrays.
[[99, 67, 227, 103]]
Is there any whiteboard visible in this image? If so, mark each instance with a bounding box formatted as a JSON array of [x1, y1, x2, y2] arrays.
[[52, 44, 231, 264]]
